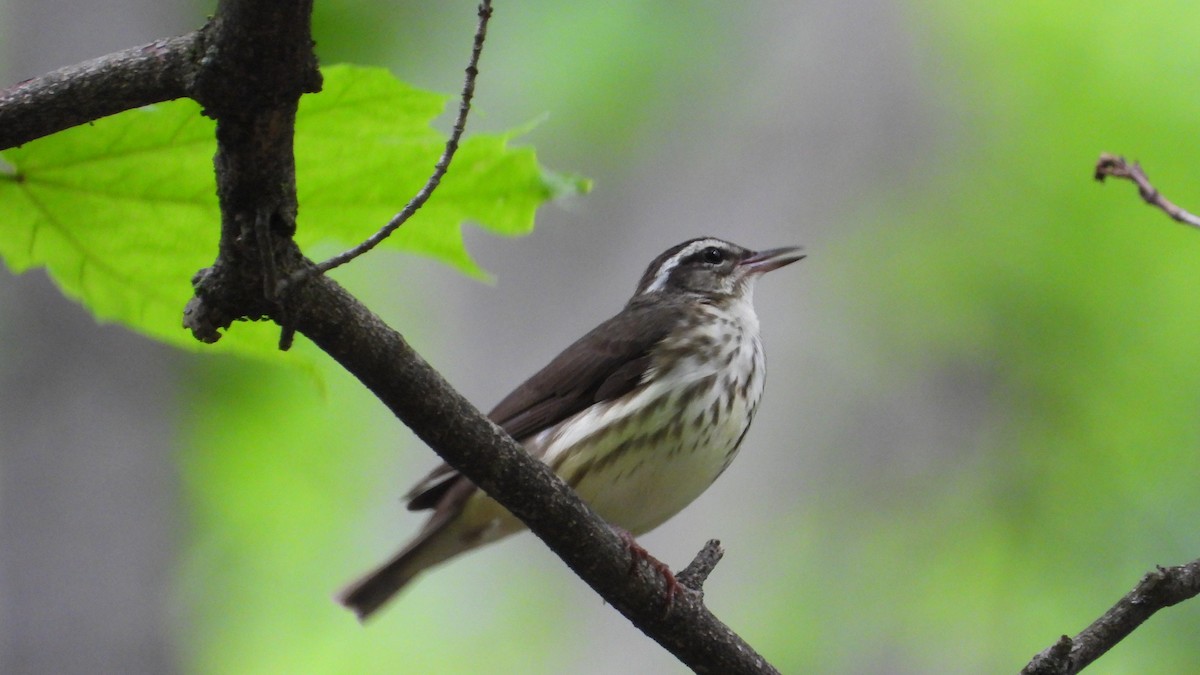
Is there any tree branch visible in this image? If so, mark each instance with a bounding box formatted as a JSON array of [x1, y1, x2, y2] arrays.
[[257, 272, 780, 674], [190, 248, 779, 673], [0, 32, 201, 151], [182, 2, 778, 670], [4, 0, 780, 671], [1022, 558, 1200, 674], [1094, 153, 1200, 229]]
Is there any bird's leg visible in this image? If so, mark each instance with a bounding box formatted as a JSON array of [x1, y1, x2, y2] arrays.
[[614, 528, 683, 614]]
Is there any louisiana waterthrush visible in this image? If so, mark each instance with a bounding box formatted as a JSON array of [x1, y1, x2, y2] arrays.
[[340, 237, 802, 619]]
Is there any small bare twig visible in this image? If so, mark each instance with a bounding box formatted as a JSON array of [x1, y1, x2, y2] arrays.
[[1094, 153, 1200, 229], [278, 0, 493, 294], [1021, 558, 1200, 674], [677, 539, 725, 593]]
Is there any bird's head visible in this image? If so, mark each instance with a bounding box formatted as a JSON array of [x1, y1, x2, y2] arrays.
[[633, 237, 803, 301]]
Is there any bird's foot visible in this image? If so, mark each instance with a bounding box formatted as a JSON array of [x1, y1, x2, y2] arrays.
[[615, 528, 683, 614]]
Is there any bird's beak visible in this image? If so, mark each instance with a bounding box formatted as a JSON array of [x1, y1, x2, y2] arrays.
[[739, 246, 804, 275]]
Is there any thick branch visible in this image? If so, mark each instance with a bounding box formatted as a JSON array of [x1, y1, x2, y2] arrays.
[[1094, 153, 1200, 229], [1021, 558, 1200, 674], [0, 33, 200, 151], [280, 274, 778, 675], [185, 0, 322, 332]]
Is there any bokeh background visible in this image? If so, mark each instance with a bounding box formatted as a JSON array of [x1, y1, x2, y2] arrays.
[[3, 1, 1200, 673]]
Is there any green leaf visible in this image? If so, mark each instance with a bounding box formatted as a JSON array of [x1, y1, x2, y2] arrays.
[[0, 64, 588, 357], [295, 65, 589, 277]]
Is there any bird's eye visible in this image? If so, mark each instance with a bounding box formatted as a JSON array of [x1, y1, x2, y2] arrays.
[[701, 246, 725, 264]]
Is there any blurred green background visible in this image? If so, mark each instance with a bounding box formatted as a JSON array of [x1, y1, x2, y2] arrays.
[[3, 1, 1200, 673]]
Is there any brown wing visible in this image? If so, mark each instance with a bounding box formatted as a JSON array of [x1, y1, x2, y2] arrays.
[[405, 298, 685, 512]]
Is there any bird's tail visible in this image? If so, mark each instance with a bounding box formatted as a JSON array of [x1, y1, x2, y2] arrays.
[[337, 520, 469, 621]]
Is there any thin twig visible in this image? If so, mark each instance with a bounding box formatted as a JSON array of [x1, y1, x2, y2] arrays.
[[278, 0, 493, 294], [1021, 558, 1200, 674], [1094, 153, 1200, 229], [676, 539, 725, 593]]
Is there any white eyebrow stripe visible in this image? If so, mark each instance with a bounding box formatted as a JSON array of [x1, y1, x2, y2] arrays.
[[641, 258, 679, 294], [639, 238, 725, 295]]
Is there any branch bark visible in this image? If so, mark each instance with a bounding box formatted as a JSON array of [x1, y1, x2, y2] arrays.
[[0, 33, 201, 151], [1, 2, 781, 673], [1021, 558, 1200, 674]]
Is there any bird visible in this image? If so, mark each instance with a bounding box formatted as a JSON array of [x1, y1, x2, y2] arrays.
[[339, 236, 803, 619]]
